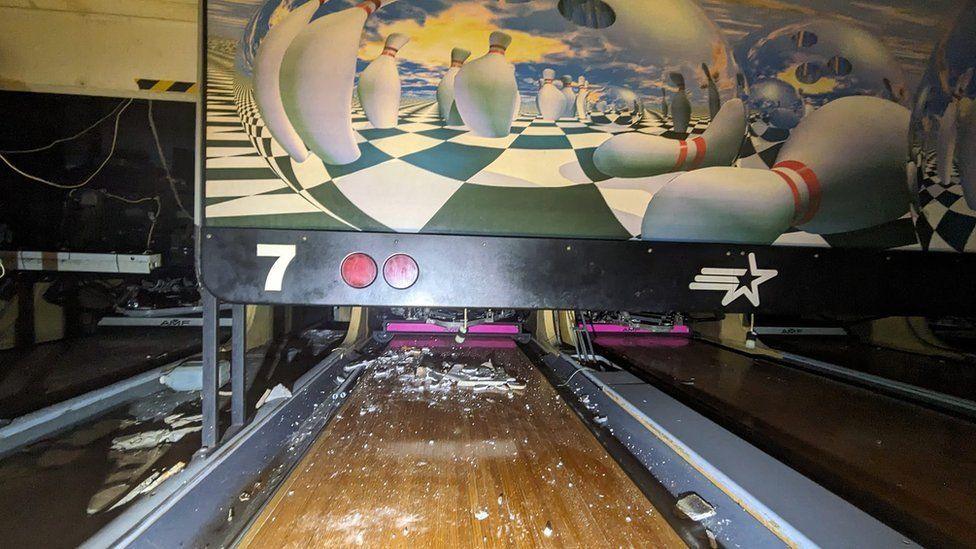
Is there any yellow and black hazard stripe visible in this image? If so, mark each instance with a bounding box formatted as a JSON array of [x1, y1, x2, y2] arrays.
[[136, 79, 198, 94]]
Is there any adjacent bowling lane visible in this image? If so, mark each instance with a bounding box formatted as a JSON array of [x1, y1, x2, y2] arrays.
[[760, 334, 976, 402], [594, 333, 976, 547], [240, 336, 683, 547]]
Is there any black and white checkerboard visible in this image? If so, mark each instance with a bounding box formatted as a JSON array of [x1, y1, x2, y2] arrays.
[[913, 151, 976, 251]]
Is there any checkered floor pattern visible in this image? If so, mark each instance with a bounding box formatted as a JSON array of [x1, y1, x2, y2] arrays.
[[913, 151, 976, 251], [205, 42, 937, 249]]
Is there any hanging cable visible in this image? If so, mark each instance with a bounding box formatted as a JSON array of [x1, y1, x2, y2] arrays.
[[0, 98, 133, 189], [101, 191, 162, 252], [147, 100, 191, 218], [0, 98, 130, 154]]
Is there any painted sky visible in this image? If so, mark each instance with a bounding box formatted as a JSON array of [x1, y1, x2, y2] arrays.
[[210, 0, 959, 101]]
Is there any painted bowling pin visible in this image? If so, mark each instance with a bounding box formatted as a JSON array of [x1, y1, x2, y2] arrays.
[[252, 0, 323, 162], [437, 47, 471, 125], [575, 77, 590, 122], [560, 75, 576, 119], [280, 0, 400, 165], [701, 63, 721, 119], [454, 31, 518, 138], [938, 67, 974, 184], [956, 98, 976, 208], [593, 98, 746, 178], [669, 72, 691, 134], [358, 33, 410, 129], [536, 69, 564, 121], [641, 96, 911, 243], [660, 86, 669, 118]]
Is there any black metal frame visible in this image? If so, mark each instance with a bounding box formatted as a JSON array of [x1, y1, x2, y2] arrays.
[[198, 289, 248, 454], [199, 226, 976, 315]]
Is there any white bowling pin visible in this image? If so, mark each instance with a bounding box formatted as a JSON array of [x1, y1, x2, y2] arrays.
[[954, 98, 976, 208], [593, 98, 746, 178], [454, 31, 518, 138], [938, 67, 974, 184], [642, 166, 796, 244], [669, 72, 691, 134], [702, 63, 721, 119], [642, 96, 911, 243], [536, 68, 563, 121], [575, 77, 589, 122], [280, 0, 400, 165], [252, 0, 322, 162], [358, 33, 410, 129], [560, 75, 576, 119], [436, 47, 471, 125], [513, 88, 522, 122]]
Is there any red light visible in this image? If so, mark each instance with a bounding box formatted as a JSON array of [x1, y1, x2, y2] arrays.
[[340, 253, 377, 288], [383, 254, 419, 289]]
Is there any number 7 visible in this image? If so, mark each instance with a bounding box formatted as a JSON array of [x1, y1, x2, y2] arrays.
[[256, 244, 296, 292]]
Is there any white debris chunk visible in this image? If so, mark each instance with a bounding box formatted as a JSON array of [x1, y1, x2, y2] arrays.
[[111, 427, 201, 451], [543, 520, 553, 537], [108, 461, 185, 511], [474, 510, 489, 521], [256, 383, 293, 409], [676, 493, 716, 521]]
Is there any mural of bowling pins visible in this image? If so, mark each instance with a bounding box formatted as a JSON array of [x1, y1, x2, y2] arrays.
[[669, 72, 691, 133], [593, 99, 746, 178], [280, 0, 400, 166], [641, 96, 911, 244], [252, 0, 324, 162], [436, 47, 471, 126], [454, 31, 518, 138], [701, 63, 721, 119], [560, 75, 577, 119], [358, 33, 410, 129], [536, 69, 564, 121]]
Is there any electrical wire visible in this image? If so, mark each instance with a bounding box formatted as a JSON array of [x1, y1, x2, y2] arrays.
[[101, 191, 162, 252], [147, 100, 191, 218], [0, 98, 134, 189], [0, 98, 130, 154], [558, 366, 591, 387]]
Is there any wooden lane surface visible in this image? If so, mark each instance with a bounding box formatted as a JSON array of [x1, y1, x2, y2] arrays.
[[240, 337, 684, 548]]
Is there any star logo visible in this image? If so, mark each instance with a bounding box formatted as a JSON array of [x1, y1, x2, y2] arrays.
[[689, 253, 778, 307]]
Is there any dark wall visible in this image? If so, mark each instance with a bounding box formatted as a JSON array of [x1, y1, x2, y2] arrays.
[[0, 92, 195, 265]]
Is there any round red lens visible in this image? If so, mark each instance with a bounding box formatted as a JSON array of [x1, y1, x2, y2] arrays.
[[340, 253, 377, 289], [383, 254, 419, 289]]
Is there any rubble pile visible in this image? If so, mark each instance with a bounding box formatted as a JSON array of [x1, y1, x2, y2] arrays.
[[361, 348, 527, 395]]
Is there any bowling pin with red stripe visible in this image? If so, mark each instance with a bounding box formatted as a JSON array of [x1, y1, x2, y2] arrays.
[[437, 47, 471, 125], [536, 69, 564, 121], [454, 31, 518, 138], [358, 33, 410, 129], [641, 96, 911, 243], [593, 98, 746, 178]]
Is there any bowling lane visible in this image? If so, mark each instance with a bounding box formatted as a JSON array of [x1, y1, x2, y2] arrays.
[[759, 334, 976, 402], [594, 334, 976, 548], [239, 336, 683, 548]]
